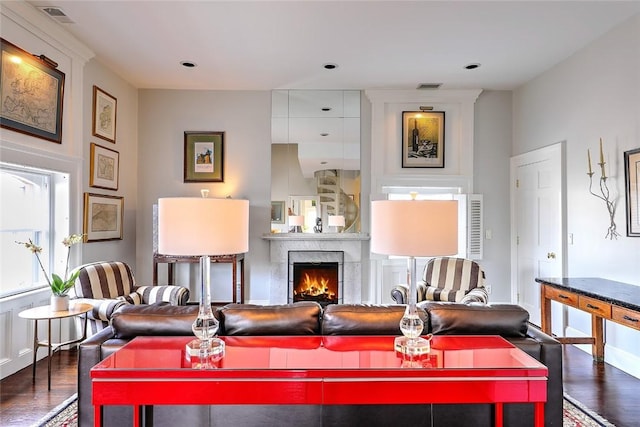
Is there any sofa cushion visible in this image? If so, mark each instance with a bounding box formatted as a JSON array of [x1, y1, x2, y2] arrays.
[[110, 304, 199, 338], [219, 302, 321, 336], [322, 304, 425, 336], [423, 302, 529, 337]]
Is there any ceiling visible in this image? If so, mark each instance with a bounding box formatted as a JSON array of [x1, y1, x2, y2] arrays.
[[25, 0, 640, 91]]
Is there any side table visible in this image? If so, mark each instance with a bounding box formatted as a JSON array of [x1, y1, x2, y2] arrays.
[[153, 253, 246, 304], [19, 302, 92, 390]]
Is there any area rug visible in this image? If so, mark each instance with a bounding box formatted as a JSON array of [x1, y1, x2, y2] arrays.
[[35, 393, 614, 427]]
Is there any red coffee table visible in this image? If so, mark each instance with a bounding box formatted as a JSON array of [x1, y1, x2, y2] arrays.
[[91, 335, 547, 427]]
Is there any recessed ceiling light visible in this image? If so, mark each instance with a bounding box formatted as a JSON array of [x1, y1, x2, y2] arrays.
[[464, 63, 481, 70], [323, 63, 338, 70], [180, 61, 197, 68]]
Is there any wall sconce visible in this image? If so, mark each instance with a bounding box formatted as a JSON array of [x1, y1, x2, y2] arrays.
[[587, 138, 619, 239]]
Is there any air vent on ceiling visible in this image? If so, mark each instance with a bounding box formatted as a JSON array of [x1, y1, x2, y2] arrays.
[[417, 83, 442, 90], [39, 7, 75, 24]]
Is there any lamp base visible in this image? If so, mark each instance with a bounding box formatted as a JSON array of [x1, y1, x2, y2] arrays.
[[185, 337, 225, 358], [394, 335, 432, 356]]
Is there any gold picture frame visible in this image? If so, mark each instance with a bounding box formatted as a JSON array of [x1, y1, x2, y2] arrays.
[[0, 38, 65, 143], [83, 193, 124, 242], [184, 131, 225, 182], [624, 148, 640, 237], [401, 111, 445, 168], [92, 85, 117, 143], [90, 143, 119, 190]]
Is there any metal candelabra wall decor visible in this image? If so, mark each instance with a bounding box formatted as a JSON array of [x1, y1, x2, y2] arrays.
[[587, 138, 619, 239]]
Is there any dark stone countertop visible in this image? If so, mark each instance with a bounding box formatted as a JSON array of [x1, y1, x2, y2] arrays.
[[535, 277, 640, 312]]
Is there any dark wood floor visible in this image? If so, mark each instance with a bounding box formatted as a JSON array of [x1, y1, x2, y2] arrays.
[[0, 345, 638, 426]]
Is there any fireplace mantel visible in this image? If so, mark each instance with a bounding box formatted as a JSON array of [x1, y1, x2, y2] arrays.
[[262, 233, 369, 304], [262, 233, 369, 241]]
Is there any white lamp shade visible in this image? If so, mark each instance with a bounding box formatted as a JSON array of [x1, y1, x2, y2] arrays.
[[289, 215, 304, 226], [158, 197, 249, 256], [370, 200, 458, 257], [328, 215, 345, 227]]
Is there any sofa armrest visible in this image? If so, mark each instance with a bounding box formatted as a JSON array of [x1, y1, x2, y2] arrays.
[[135, 285, 190, 305], [78, 326, 116, 427], [390, 284, 409, 304], [75, 298, 126, 322]]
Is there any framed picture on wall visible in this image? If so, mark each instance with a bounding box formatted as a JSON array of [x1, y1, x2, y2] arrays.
[[0, 38, 65, 143], [83, 193, 124, 242], [624, 148, 640, 237], [90, 143, 119, 190], [271, 201, 285, 224], [92, 85, 117, 143], [184, 131, 225, 182], [401, 111, 445, 168]]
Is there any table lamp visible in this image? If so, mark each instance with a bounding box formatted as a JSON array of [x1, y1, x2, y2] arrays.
[[328, 215, 345, 233], [158, 196, 249, 361], [289, 215, 304, 233], [370, 198, 458, 355]]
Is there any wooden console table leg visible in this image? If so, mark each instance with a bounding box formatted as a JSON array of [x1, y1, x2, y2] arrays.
[[541, 285, 552, 335], [240, 257, 245, 304], [592, 314, 605, 362], [232, 258, 237, 304]]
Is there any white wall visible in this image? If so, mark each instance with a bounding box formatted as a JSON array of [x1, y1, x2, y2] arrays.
[[81, 59, 139, 268], [474, 91, 513, 302], [136, 90, 272, 302], [513, 14, 640, 378]]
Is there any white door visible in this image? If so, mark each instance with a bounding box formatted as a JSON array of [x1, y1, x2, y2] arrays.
[[510, 143, 565, 327]]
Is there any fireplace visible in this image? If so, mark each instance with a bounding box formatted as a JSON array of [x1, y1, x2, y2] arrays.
[[288, 251, 344, 306]]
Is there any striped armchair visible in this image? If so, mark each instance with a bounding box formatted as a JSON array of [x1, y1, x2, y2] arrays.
[[390, 257, 488, 305], [71, 261, 190, 335]]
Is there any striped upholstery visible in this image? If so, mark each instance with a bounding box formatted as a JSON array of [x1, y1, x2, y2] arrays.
[[421, 257, 485, 302], [71, 261, 190, 335], [390, 257, 488, 305]]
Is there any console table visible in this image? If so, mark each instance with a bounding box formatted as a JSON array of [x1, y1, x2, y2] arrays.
[[537, 277, 640, 361], [92, 335, 547, 427], [153, 253, 245, 304]]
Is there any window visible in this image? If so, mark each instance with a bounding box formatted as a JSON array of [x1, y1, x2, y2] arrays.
[[0, 163, 69, 298]]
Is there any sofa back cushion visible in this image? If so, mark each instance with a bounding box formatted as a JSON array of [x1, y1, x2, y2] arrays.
[[111, 304, 198, 338], [424, 302, 529, 337], [219, 302, 321, 336], [322, 304, 424, 335]]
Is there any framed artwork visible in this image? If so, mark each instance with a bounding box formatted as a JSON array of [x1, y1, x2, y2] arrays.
[[0, 38, 65, 143], [92, 85, 117, 143], [83, 193, 124, 242], [624, 148, 640, 237], [271, 201, 286, 224], [401, 111, 445, 168], [184, 131, 225, 182], [90, 143, 119, 190]]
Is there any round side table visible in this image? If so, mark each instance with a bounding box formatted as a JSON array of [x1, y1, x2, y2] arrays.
[[19, 302, 92, 390]]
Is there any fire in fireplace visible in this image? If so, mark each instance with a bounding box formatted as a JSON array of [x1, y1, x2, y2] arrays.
[[293, 262, 338, 304], [288, 251, 344, 306]]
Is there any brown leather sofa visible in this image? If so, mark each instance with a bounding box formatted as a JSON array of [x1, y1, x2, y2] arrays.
[[78, 302, 562, 427]]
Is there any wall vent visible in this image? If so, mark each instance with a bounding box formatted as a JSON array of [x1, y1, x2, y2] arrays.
[[38, 7, 75, 24], [467, 194, 483, 260], [416, 83, 442, 90]]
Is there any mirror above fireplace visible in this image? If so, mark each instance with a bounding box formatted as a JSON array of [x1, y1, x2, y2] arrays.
[[271, 90, 361, 233]]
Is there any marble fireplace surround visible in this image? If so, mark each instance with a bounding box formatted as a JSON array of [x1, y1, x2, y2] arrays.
[[262, 233, 369, 304]]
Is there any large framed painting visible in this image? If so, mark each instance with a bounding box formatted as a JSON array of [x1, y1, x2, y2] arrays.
[[0, 38, 65, 143], [92, 85, 117, 143], [184, 131, 225, 182], [83, 193, 124, 242], [624, 148, 640, 237], [90, 143, 120, 190], [401, 111, 445, 168]]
